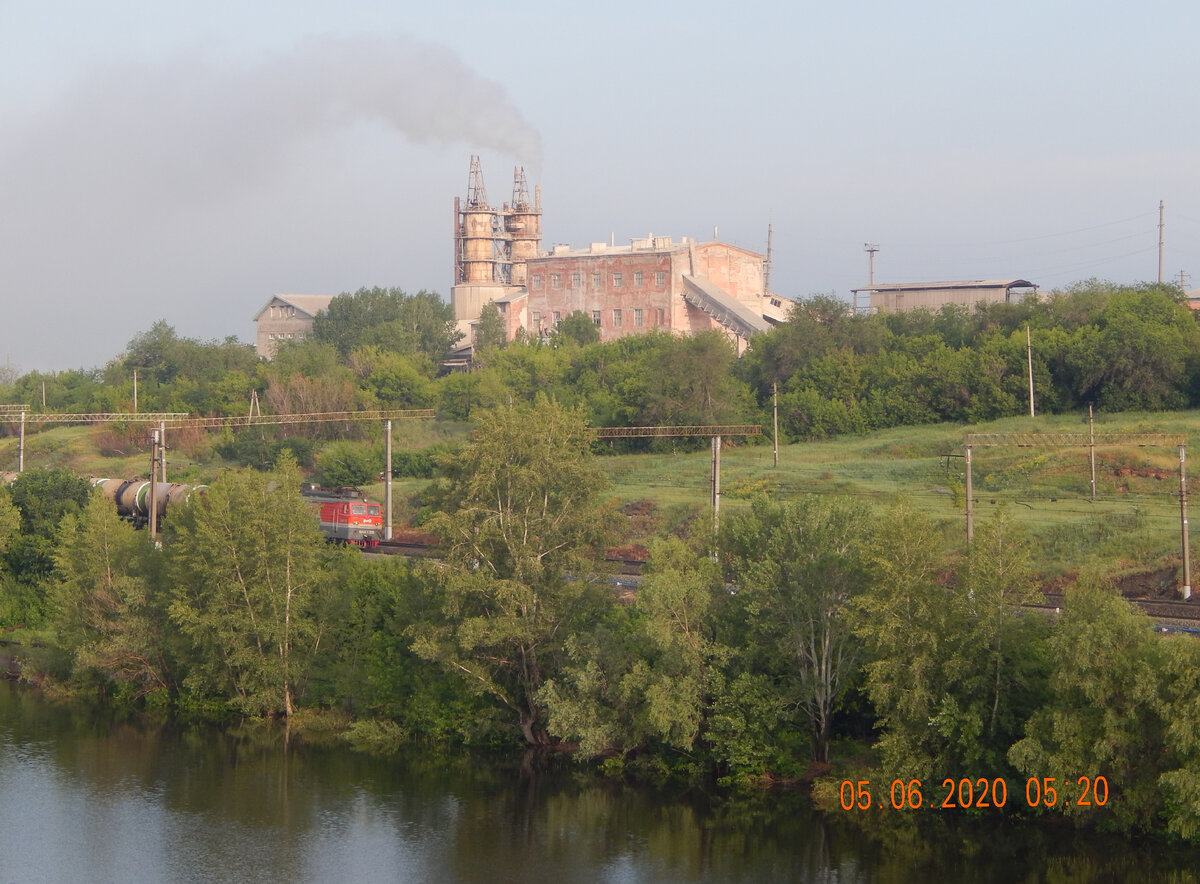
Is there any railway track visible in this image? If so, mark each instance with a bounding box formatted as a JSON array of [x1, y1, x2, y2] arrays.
[[368, 544, 1200, 627], [1035, 592, 1200, 629], [369, 540, 647, 576]]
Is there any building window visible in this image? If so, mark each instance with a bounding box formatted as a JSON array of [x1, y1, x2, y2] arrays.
[[532, 274, 543, 289], [592, 310, 601, 325], [635, 308, 643, 327], [613, 309, 622, 328], [571, 271, 582, 287], [553, 311, 561, 323], [657, 308, 665, 325], [612, 273, 623, 287], [551, 273, 561, 289], [533, 311, 541, 327], [655, 271, 666, 286], [593, 271, 602, 286], [634, 271, 644, 286]]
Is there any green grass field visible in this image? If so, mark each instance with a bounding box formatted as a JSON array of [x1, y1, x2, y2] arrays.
[[3, 409, 1196, 583]]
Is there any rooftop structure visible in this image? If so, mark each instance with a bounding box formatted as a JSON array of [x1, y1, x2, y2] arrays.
[[852, 279, 1038, 314], [252, 294, 335, 358]]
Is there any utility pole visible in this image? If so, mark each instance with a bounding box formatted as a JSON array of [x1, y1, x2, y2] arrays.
[[159, 420, 167, 482], [1026, 324, 1036, 417], [148, 429, 161, 546], [1180, 444, 1191, 600], [133, 369, 138, 414], [18, 410, 24, 473], [772, 382, 779, 468], [711, 435, 722, 531], [964, 444, 974, 541], [1088, 404, 1096, 501], [1158, 200, 1165, 284], [384, 419, 393, 541]]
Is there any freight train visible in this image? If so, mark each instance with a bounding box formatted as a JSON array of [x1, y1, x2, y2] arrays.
[[3, 473, 383, 546]]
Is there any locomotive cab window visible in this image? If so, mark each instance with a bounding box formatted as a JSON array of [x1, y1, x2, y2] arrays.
[[351, 505, 367, 515], [367, 505, 381, 516]]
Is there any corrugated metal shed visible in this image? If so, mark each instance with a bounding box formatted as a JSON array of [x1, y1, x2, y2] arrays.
[[851, 279, 1037, 314]]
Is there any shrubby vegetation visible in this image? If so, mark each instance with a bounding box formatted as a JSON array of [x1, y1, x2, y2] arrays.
[[6, 281, 1198, 457]]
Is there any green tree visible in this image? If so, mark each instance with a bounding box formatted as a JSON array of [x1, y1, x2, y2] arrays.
[[0, 488, 18, 562], [542, 537, 728, 760], [961, 509, 1048, 755], [110, 321, 258, 414], [166, 456, 327, 716], [412, 397, 615, 745], [555, 310, 601, 346], [312, 287, 461, 362], [348, 346, 435, 408], [2, 469, 92, 622], [626, 331, 756, 428], [318, 441, 378, 487], [850, 502, 960, 780], [1008, 576, 1168, 833], [51, 494, 173, 695], [473, 302, 507, 355], [1155, 634, 1200, 840], [723, 496, 872, 762]]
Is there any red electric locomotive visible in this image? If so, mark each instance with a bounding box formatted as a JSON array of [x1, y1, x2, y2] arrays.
[[300, 483, 384, 546]]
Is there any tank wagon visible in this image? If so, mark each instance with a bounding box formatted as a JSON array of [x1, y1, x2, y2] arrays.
[[91, 478, 207, 529], [300, 483, 384, 546]]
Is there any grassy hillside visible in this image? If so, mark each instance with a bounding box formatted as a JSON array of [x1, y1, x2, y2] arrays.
[[597, 410, 1196, 585], [3, 409, 1196, 585]]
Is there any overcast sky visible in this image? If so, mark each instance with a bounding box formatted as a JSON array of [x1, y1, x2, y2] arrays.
[[3, 0, 1199, 373]]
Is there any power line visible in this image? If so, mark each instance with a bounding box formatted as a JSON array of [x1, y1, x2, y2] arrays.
[[891, 212, 1157, 250]]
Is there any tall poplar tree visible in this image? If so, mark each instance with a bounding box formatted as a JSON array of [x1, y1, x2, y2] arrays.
[[723, 496, 872, 763], [166, 456, 326, 716], [412, 396, 615, 745], [51, 494, 172, 694]]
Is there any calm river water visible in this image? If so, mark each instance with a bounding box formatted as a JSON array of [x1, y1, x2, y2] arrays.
[[2, 682, 1199, 883]]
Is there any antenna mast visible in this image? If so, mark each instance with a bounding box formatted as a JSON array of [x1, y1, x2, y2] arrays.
[[1158, 200, 1165, 284], [763, 223, 774, 294], [864, 242, 880, 286]]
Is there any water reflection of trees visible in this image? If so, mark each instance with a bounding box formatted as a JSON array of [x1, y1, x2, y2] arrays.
[[4, 685, 1200, 883]]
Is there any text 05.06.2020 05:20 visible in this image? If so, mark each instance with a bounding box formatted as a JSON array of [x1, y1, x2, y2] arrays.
[[838, 776, 1109, 811]]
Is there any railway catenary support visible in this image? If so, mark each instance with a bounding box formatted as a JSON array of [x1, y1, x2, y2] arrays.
[[591, 425, 761, 534], [1180, 444, 1191, 600], [1, 406, 29, 472], [963, 432, 1190, 599]]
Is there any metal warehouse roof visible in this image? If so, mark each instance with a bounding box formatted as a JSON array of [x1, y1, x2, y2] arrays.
[[851, 279, 1036, 294]]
